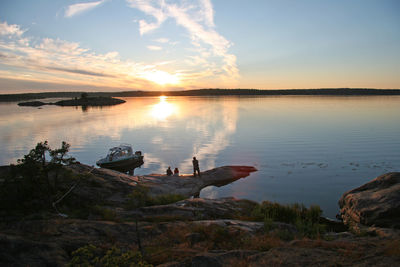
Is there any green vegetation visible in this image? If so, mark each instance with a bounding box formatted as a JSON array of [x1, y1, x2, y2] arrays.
[[143, 223, 283, 264], [125, 185, 185, 209], [0, 141, 76, 214], [251, 201, 322, 224], [68, 244, 152, 267], [92, 205, 118, 221], [251, 201, 325, 238]]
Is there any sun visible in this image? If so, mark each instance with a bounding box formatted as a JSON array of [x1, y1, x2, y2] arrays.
[[142, 70, 180, 86]]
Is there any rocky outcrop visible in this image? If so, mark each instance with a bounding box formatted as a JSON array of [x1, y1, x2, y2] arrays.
[[339, 172, 400, 229], [137, 166, 257, 197], [67, 164, 257, 200]]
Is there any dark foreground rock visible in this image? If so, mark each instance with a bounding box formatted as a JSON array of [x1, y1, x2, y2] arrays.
[[1, 216, 399, 267], [339, 172, 400, 229], [1, 165, 400, 266]]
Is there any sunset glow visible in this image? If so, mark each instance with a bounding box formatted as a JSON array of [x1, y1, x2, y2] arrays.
[[0, 1, 399, 93], [150, 96, 176, 120], [141, 70, 180, 86]]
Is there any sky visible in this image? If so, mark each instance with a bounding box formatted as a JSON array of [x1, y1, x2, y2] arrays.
[[0, 0, 399, 93]]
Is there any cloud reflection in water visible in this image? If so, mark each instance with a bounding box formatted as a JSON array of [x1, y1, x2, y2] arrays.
[[0, 97, 239, 186]]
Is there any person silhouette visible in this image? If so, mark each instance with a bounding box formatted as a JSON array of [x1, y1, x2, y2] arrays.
[[173, 167, 179, 176], [166, 166, 173, 176], [192, 157, 200, 177]]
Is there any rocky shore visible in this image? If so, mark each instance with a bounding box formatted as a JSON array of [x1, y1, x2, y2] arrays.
[[0, 163, 399, 266]]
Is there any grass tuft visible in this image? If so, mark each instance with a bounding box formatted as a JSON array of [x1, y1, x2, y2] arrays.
[[125, 185, 186, 209], [251, 201, 325, 238]]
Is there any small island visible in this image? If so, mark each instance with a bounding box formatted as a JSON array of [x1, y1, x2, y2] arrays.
[[17, 93, 125, 107]]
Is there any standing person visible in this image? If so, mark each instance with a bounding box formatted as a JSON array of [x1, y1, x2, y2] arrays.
[[173, 167, 179, 176], [192, 157, 200, 177], [166, 166, 173, 176]]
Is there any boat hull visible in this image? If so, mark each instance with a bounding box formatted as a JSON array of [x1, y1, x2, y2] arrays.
[[96, 156, 144, 171]]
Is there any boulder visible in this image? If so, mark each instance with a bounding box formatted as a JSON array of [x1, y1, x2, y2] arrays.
[[339, 172, 400, 228]]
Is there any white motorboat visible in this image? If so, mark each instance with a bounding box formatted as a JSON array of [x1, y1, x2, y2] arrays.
[[96, 144, 143, 169]]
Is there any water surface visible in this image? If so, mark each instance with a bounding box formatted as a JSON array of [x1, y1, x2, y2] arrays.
[[1, 96, 399, 218]]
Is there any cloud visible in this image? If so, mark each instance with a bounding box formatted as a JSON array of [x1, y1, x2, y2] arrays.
[[0, 20, 180, 91], [200, 0, 215, 27], [0, 21, 25, 36], [126, 0, 239, 85], [138, 20, 162, 35], [37, 38, 88, 55], [65, 0, 106, 18], [147, 45, 162, 51], [47, 66, 115, 77], [128, 0, 167, 35], [155, 38, 169, 43]]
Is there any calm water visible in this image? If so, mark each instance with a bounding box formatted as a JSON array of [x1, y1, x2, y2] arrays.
[[1, 96, 399, 218]]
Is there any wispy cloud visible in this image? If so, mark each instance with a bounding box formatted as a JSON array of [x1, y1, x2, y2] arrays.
[[155, 38, 169, 43], [147, 45, 162, 51], [0, 20, 180, 90], [128, 0, 167, 35], [126, 0, 239, 85], [47, 66, 115, 77], [200, 0, 215, 27], [65, 0, 107, 18]]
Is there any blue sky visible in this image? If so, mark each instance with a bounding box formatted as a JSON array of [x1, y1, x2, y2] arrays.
[[0, 0, 399, 93]]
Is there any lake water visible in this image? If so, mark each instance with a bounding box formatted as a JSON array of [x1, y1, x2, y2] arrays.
[[1, 95, 399, 218]]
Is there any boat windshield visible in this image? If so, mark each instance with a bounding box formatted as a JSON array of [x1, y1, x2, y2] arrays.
[[106, 145, 133, 159]]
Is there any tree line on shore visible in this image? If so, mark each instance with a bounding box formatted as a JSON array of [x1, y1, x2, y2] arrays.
[[1, 88, 400, 102]]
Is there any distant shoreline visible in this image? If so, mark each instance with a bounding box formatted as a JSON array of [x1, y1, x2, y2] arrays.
[[1, 88, 400, 102]]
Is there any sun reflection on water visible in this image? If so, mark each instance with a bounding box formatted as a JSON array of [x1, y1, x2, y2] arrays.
[[150, 96, 177, 120]]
